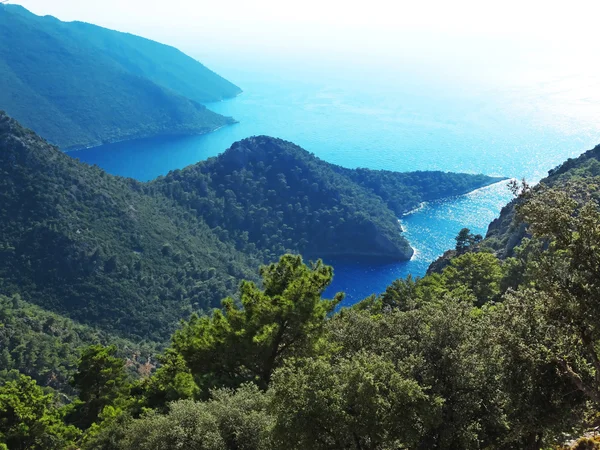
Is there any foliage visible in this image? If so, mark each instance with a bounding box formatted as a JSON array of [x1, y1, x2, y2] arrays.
[[89, 384, 273, 450], [454, 227, 483, 254], [0, 112, 258, 340], [573, 437, 600, 450], [490, 290, 588, 447], [512, 181, 600, 404], [440, 251, 503, 305], [4, 112, 600, 449], [67, 345, 129, 430], [139, 349, 199, 411], [335, 166, 505, 216], [270, 352, 440, 450], [480, 144, 600, 258], [326, 302, 511, 449], [0, 4, 239, 150], [378, 275, 420, 311], [172, 254, 342, 392], [3, 198, 599, 450], [0, 294, 155, 394], [0, 374, 80, 449], [1, 113, 495, 342], [366, 251, 504, 309], [155, 136, 500, 262]]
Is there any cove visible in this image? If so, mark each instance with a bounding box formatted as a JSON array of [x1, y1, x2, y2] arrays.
[[71, 63, 600, 305]]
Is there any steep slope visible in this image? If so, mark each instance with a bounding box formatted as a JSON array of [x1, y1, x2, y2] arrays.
[[0, 4, 239, 150], [428, 144, 600, 272], [0, 113, 503, 340], [0, 293, 156, 393], [0, 112, 258, 341], [154, 136, 503, 262], [484, 144, 600, 258], [62, 20, 242, 103]]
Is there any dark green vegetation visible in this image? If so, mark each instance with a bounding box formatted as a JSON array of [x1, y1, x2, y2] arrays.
[[9, 182, 600, 449], [427, 227, 484, 274], [2, 136, 600, 448], [171, 256, 343, 392], [0, 4, 241, 150], [153, 136, 503, 261], [0, 112, 498, 342], [483, 144, 600, 258], [0, 294, 155, 394], [429, 143, 600, 273], [428, 145, 600, 274], [0, 374, 80, 449], [0, 112, 257, 341], [335, 166, 504, 216]]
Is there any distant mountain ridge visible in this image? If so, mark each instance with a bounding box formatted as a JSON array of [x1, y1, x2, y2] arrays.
[[0, 4, 241, 150]]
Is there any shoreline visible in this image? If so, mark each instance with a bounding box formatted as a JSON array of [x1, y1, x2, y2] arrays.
[[62, 121, 237, 153], [400, 177, 511, 219]]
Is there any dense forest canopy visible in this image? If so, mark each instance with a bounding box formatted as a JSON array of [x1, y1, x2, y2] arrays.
[[1, 108, 600, 447], [0, 4, 240, 150], [0, 294, 156, 394], [7, 181, 600, 448], [0, 112, 258, 341], [0, 112, 499, 342], [2, 4, 599, 446], [153, 136, 503, 261], [334, 165, 504, 216], [97, 152, 600, 449]]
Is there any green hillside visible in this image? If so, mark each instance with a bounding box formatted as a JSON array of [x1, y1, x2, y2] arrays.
[[154, 137, 414, 261], [426, 144, 600, 274], [154, 136, 502, 261], [335, 166, 506, 216], [0, 112, 258, 341], [0, 4, 240, 150], [12, 190, 600, 449], [0, 113, 500, 342], [0, 293, 157, 394], [63, 20, 242, 103], [482, 144, 600, 258]]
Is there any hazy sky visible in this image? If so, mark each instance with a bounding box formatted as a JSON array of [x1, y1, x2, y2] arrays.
[[11, 0, 600, 83]]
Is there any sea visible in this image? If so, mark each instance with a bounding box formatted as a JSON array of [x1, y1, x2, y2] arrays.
[[71, 56, 600, 307]]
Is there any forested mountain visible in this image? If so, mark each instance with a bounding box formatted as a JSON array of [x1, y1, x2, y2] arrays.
[[69, 144, 600, 450], [0, 4, 240, 150], [2, 109, 599, 447], [0, 112, 500, 342], [154, 136, 503, 261], [0, 112, 258, 341], [3, 5, 600, 447], [12, 178, 600, 449]]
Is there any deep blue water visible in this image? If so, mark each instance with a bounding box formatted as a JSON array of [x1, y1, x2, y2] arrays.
[[71, 63, 600, 306]]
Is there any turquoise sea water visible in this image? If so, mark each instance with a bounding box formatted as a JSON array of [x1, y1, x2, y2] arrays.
[[71, 62, 600, 306]]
